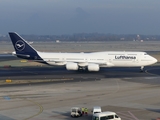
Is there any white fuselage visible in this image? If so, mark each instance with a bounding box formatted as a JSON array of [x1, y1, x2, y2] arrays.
[[37, 51, 157, 68], [9, 32, 158, 72]]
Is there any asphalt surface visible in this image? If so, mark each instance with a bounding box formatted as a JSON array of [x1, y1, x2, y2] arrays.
[[1, 41, 160, 120], [0, 65, 160, 120], [0, 65, 159, 82]]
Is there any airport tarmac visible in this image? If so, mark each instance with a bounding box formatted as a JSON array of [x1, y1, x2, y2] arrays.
[[0, 41, 160, 120], [0, 66, 159, 83], [0, 66, 160, 120]]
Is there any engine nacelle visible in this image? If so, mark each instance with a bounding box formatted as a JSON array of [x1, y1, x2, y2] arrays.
[[88, 64, 100, 71], [66, 63, 78, 70]]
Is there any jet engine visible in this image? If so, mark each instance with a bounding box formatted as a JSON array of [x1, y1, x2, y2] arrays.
[[88, 64, 100, 71], [66, 62, 78, 70]]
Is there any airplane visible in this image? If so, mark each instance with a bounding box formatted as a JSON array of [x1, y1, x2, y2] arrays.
[[9, 32, 157, 72]]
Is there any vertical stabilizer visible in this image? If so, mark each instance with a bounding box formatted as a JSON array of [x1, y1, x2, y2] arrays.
[[9, 32, 41, 60]]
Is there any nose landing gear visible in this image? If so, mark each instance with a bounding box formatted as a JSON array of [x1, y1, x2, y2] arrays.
[[140, 66, 144, 72]]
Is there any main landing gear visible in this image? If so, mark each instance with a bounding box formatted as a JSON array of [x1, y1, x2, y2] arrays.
[[78, 67, 88, 72]]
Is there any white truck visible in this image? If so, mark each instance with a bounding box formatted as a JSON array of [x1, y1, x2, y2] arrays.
[[92, 111, 121, 120], [92, 106, 102, 114], [70, 107, 82, 117]]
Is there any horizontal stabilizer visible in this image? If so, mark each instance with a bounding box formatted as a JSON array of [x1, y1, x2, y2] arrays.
[[14, 54, 30, 58]]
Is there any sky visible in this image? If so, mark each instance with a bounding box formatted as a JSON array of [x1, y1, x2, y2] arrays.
[[0, 0, 160, 35]]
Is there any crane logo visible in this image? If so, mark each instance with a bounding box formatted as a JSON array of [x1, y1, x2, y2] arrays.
[[15, 40, 25, 51]]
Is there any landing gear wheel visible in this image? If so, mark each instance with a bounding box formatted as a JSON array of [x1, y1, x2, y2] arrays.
[[78, 67, 88, 72]]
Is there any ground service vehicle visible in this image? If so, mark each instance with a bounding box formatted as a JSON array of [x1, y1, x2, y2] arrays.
[[92, 111, 121, 120], [92, 106, 102, 114], [71, 107, 82, 117]]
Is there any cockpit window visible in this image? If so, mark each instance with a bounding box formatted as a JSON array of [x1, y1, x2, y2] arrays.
[[144, 53, 148, 55], [115, 115, 119, 118]]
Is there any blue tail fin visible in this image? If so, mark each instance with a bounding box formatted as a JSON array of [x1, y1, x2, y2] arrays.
[[9, 32, 40, 60]]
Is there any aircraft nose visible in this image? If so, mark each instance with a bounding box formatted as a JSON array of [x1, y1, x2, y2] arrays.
[[154, 58, 158, 63], [152, 57, 158, 64]]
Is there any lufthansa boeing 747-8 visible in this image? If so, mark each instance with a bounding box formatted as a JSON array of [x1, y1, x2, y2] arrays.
[[9, 32, 157, 72]]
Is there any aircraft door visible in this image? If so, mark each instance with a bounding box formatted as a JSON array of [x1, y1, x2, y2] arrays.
[[136, 54, 140, 63], [85, 57, 88, 62]]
